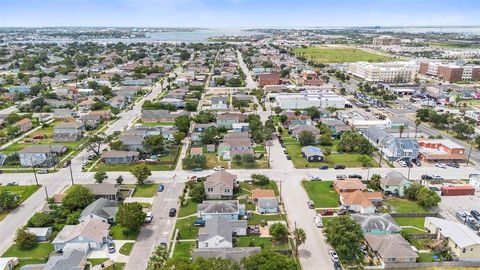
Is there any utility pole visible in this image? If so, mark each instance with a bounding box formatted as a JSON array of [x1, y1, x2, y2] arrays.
[[44, 186, 49, 201], [407, 166, 411, 181], [31, 164, 39, 186], [68, 159, 75, 185]]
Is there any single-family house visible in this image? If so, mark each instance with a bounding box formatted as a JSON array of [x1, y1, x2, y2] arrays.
[[198, 216, 233, 249], [351, 214, 401, 235], [197, 200, 245, 221], [232, 123, 249, 133], [301, 146, 324, 162], [119, 134, 144, 151], [78, 99, 95, 112], [101, 151, 139, 164], [83, 184, 121, 201], [257, 197, 278, 214], [380, 172, 412, 197], [364, 126, 419, 161], [18, 145, 67, 167], [211, 97, 229, 110], [205, 171, 237, 200], [53, 109, 76, 120], [192, 123, 216, 132], [218, 133, 254, 160], [365, 234, 418, 263], [109, 96, 127, 109], [52, 219, 110, 252], [322, 119, 350, 138], [340, 190, 383, 214], [425, 217, 480, 261], [283, 112, 312, 125], [80, 114, 102, 129], [14, 118, 32, 133], [190, 147, 203, 156], [27, 227, 53, 242], [334, 179, 366, 193], [42, 249, 86, 270], [79, 198, 117, 224], [251, 189, 275, 202], [216, 113, 246, 129], [88, 110, 111, 120], [289, 125, 321, 142], [54, 121, 85, 142], [141, 110, 177, 123]]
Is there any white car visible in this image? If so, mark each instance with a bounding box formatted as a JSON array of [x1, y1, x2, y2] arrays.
[[82, 160, 89, 166], [314, 215, 323, 228], [309, 175, 322, 181], [213, 166, 225, 171], [398, 160, 407, 167], [432, 174, 444, 180], [145, 212, 153, 223], [329, 250, 339, 262], [435, 163, 447, 169]]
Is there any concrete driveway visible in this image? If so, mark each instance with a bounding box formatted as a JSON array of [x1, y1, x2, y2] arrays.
[[87, 240, 134, 262]]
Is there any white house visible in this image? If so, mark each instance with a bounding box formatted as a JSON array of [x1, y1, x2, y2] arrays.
[[211, 96, 228, 110], [78, 198, 117, 224], [52, 219, 110, 252]]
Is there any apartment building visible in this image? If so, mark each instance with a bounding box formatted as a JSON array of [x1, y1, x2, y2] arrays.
[[267, 90, 346, 109], [347, 62, 417, 83], [373, 35, 401, 46], [419, 62, 480, 82]]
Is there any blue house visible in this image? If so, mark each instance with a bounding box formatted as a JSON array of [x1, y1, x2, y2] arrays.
[[9, 86, 31, 94], [364, 126, 419, 161], [257, 197, 278, 214]]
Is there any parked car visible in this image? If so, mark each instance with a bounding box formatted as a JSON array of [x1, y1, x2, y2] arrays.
[[145, 212, 153, 223], [158, 184, 165, 192], [37, 169, 49, 174], [107, 242, 115, 254], [319, 209, 334, 216], [329, 250, 340, 262], [333, 262, 343, 270], [286, 155, 291, 160], [307, 200, 315, 209], [471, 210, 480, 221], [319, 165, 329, 170], [169, 208, 177, 217], [348, 174, 362, 180], [314, 215, 323, 228], [398, 160, 407, 167], [447, 162, 460, 168], [309, 175, 322, 181], [194, 219, 206, 226], [334, 164, 345, 170], [192, 168, 203, 172], [432, 174, 444, 180], [405, 160, 413, 168], [421, 174, 433, 180], [6, 182, 18, 186], [213, 166, 225, 171], [435, 163, 447, 169], [336, 175, 347, 180]]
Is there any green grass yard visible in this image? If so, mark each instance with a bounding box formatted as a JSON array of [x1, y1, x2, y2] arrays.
[[0, 185, 41, 221], [302, 181, 339, 208], [119, 242, 134, 256], [247, 213, 284, 225], [174, 216, 199, 239], [237, 236, 289, 251], [2, 243, 53, 259], [178, 199, 199, 218], [110, 225, 139, 240], [172, 241, 196, 259], [393, 217, 426, 230], [132, 184, 159, 197], [293, 47, 397, 63], [88, 258, 109, 266], [386, 198, 428, 213]]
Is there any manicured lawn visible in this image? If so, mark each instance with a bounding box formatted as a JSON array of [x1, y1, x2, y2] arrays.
[[119, 242, 134, 256], [418, 252, 434, 262], [88, 258, 109, 266], [386, 198, 428, 213], [14, 258, 48, 270], [293, 47, 397, 63], [254, 145, 266, 153], [393, 217, 426, 230], [93, 162, 175, 172], [104, 263, 125, 270], [0, 184, 42, 221], [410, 239, 430, 250], [284, 140, 378, 168], [110, 225, 139, 240], [172, 241, 196, 259], [230, 160, 270, 169], [132, 184, 159, 197], [2, 243, 53, 259], [178, 199, 199, 218], [248, 213, 284, 225], [302, 181, 339, 208], [401, 227, 426, 235], [239, 181, 280, 196], [237, 236, 289, 251], [175, 216, 199, 239]]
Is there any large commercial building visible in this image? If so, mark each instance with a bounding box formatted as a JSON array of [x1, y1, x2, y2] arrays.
[[418, 62, 480, 82], [347, 62, 417, 83], [373, 36, 401, 46], [267, 90, 346, 110]]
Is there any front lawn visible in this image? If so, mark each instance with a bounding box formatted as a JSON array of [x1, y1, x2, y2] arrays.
[[2, 243, 53, 259], [204, 153, 229, 169], [0, 185, 41, 221], [247, 213, 284, 225], [175, 216, 199, 239], [110, 225, 139, 240], [104, 263, 125, 270], [172, 241, 196, 259], [302, 181, 339, 208], [230, 160, 270, 169], [178, 199, 199, 218], [132, 184, 159, 197], [386, 198, 428, 213], [237, 236, 289, 251], [88, 258, 109, 266], [119, 242, 134, 256]]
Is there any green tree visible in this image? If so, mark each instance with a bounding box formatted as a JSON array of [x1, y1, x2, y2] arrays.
[[174, 115, 191, 134], [324, 215, 364, 265], [116, 175, 124, 185], [475, 135, 480, 149], [0, 191, 18, 212], [200, 127, 219, 145], [116, 202, 146, 233], [143, 135, 164, 154], [323, 147, 331, 163], [173, 131, 186, 145], [294, 227, 306, 256], [85, 133, 106, 156], [147, 244, 169, 270], [183, 155, 207, 169], [193, 111, 216, 123], [298, 130, 315, 146], [415, 118, 422, 138], [274, 107, 283, 115], [452, 122, 474, 139], [269, 223, 288, 243], [242, 251, 297, 270], [251, 174, 270, 185], [416, 187, 441, 208], [27, 212, 54, 227], [190, 183, 205, 203], [130, 164, 152, 184], [94, 171, 108, 183], [404, 182, 422, 200], [15, 226, 37, 249], [109, 140, 129, 151], [233, 154, 243, 164], [62, 185, 95, 211], [305, 106, 320, 119], [367, 174, 382, 190]]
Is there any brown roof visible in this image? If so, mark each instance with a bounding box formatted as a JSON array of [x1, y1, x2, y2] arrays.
[[341, 190, 383, 208], [252, 189, 275, 201], [190, 147, 203, 156], [15, 118, 32, 126], [334, 179, 366, 192]]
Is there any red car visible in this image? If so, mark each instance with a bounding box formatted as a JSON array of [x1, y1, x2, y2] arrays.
[[319, 209, 334, 216]]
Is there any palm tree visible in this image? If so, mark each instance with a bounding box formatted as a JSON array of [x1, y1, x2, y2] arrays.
[[147, 245, 168, 270], [415, 118, 421, 138], [399, 125, 405, 138], [253, 103, 258, 115], [294, 228, 307, 256]]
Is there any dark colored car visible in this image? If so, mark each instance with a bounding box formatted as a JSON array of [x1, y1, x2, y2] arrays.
[[192, 168, 203, 172], [286, 155, 291, 160], [447, 162, 460, 168], [334, 164, 345, 170], [421, 174, 433, 180], [405, 160, 413, 168], [471, 210, 480, 221], [319, 165, 329, 170], [319, 209, 334, 216], [334, 262, 343, 270], [348, 174, 362, 180], [169, 208, 177, 217], [158, 184, 165, 192]]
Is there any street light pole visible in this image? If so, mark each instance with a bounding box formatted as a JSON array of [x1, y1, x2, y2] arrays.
[[44, 186, 49, 201], [31, 158, 39, 186]]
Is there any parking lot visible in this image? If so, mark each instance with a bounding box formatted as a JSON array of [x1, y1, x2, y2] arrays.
[[438, 194, 480, 223]]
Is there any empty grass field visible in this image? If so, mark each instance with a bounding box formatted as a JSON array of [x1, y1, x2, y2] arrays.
[[386, 198, 428, 213], [293, 47, 396, 63], [302, 181, 339, 208]]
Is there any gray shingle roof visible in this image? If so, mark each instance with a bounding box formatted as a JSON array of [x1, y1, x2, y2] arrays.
[[381, 171, 410, 186], [43, 249, 85, 270], [351, 213, 401, 233], [198, 200, 239, 215], [80, 198, 117, 220], [198, 216, 232, 243], [257, 197, 278, 209]]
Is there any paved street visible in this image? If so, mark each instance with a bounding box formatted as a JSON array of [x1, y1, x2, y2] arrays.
[[125, 181, 184, 270], [237, 50, 257, 89]]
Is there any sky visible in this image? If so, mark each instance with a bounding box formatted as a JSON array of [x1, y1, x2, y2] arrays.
[[0, 0, 479, 28]]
